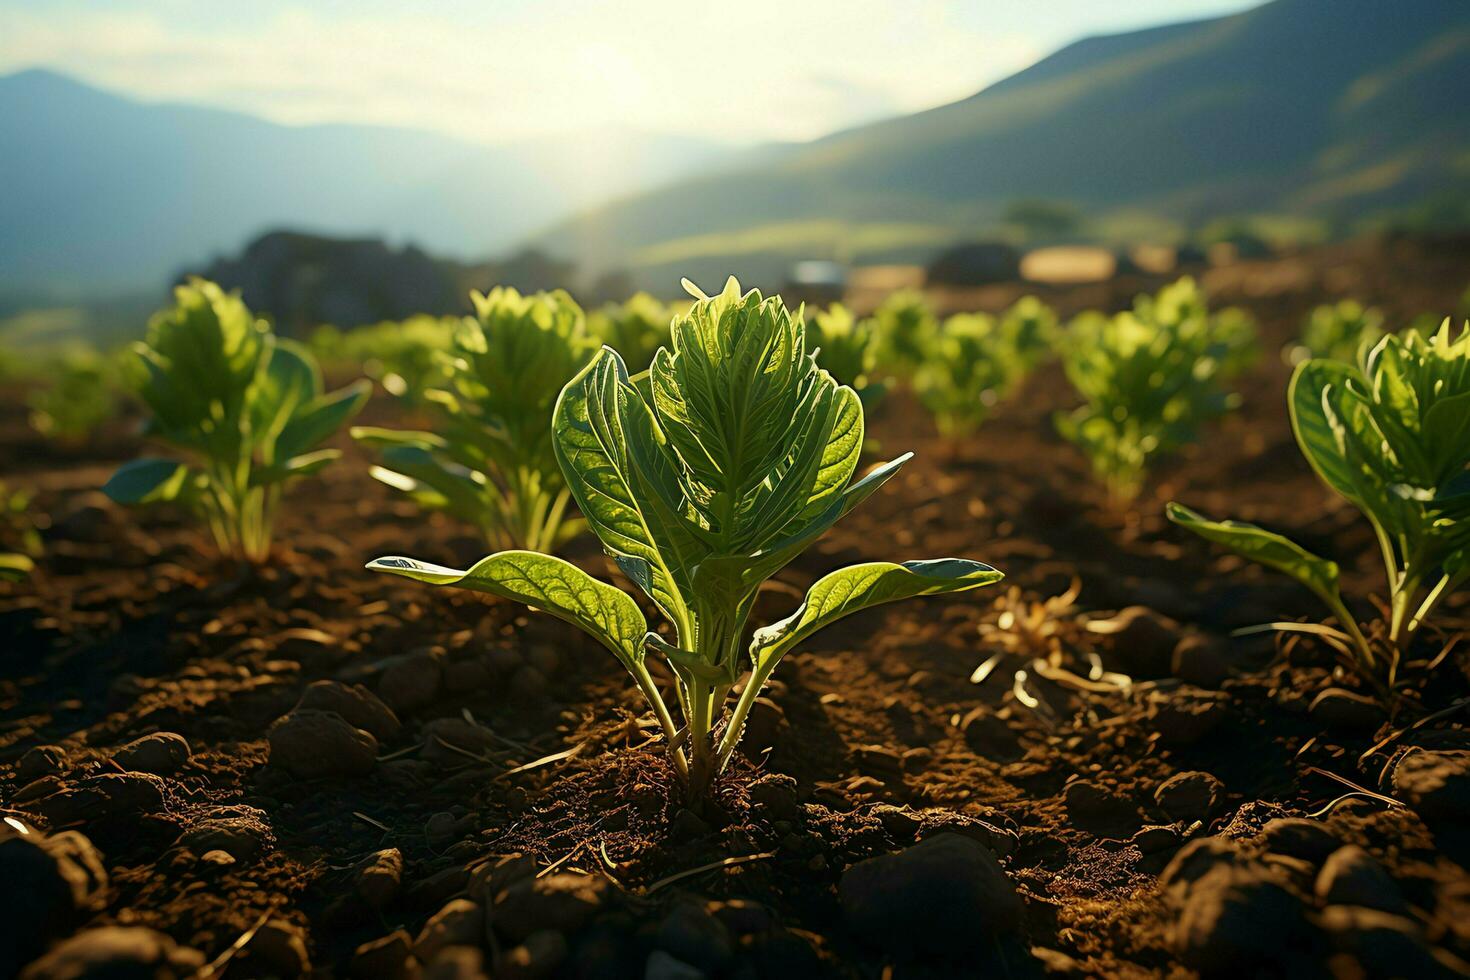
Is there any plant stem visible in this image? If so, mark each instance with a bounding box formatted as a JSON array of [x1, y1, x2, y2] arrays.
[[631, 661, 688, 780]]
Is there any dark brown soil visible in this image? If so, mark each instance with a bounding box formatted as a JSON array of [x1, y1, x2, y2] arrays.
[[2, 234, 1469, 979]]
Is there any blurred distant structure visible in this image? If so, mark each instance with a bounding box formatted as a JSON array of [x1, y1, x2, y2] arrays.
[[783, 261, 848, 306], [186, 232, 577, 334], [926, 243, 1021, 287]]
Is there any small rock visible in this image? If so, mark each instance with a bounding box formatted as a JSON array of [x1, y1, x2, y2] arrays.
[[243, 919, 311, 977], [1172, 864, 1309, 975], [1155, 771, 1224, 823], [507, 665, 547, 700], [1159, 837, 1241, 891], [1309, 688, 1386, 731], [35, 772, 166, 824], [423, 946, 486, 980], [111, 732, 191, 776], [176, 807, 272, 862], [1392, 750, 1470, 825], [298, 680, 401, 741], [1147, 689, 1227, 746], [19, 926, 204, 980], [267, 709, 377, 778], [838, 832, 1021, 957], [492, 873, 606, 943], [1172, 634, 1233, 687], [960, 706, 1023, 761], [356, 848, 404, 911], [199, 850, 235, 868], [644, 949, 702, 980], [497, 930, 567, 980], [442, 660, 493, 694], [740, 697, 786, 757], [1087, 606, 1180, 676], [350, 931, 417, 980], [379, 650, 444, 714], [1260, 818, 1340, 863], [709, 899, 773, 937], [0, 828, 108, 967], [1316, 845, 1406, 915], [872, 804, 923, 841], [1132, 824, 1181, 855], [747, 773, 800, 821], [1063, 780, 1140, 835], [656, 903, 732, 972], [420, 718, 496, 767], [470, 853, 538, 904], [17, 745, 68, 782], [1318, 905, 1459, 978], [426, 811, 469, 847], [415, 898, 482, 962]]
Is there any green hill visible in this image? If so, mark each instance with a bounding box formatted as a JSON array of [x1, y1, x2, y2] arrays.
[[538, 0, 1470, 291]]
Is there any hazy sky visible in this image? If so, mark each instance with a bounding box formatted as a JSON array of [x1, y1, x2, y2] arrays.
[[1, 0, 1261, 145]]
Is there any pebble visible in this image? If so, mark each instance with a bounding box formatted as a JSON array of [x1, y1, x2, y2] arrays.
[[1315, 845, 1407, 915], [111, 732, 191, 776], [747, 773, 801, 821], [1146, 688, 1227, 746], [1086, 606, 1180, 676], [35, 772, 166, 824], [17, 745, 68, 782], [18, 926, 204, 980], [378, 649, 444, 714], [1259, 818, 1340, 863], [1154, 771, 1223, 823], [1317, 905, 1461, 978], [350, 930, 417, 980], [1308, 688, 1386, 731], [176, 807, 272, 861], [423, 945, 488, 980], [492, 873, 606, 944], [0, 828, 108, 968], [497, 930, 567, 980], [267, 709, 377, 778], [1063, 780, 1140, 835], [297, 680, 401, 741], [656, 902, 732, 973], [644, 950, 703, 980], [356, 848, 405, 911], [838, 832, 1021, 958], [960, 706, 1023, 760], [243, 919, 311, 977], [414, 898, 482, 962], [709, 899, 773, 937], [1171, 633, 1233, 687], [1391, 749, 1470, 825], [1171, 863, 1309, 975], [420, 718, 497, 766]]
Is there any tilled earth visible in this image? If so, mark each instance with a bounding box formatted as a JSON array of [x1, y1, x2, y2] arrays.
[[2, 234, 1470, 979]]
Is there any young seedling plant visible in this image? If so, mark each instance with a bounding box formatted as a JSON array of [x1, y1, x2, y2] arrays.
[[1056, 278, 1256, 504], [1170, 321, 1470, 696], [353, 288, 598, 553], [807, 303, 889, 410], [103, 280, 369, 563], [370, 278, 1002, 800]]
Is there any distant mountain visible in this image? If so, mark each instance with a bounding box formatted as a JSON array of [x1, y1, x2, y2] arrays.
[[0, 69, 730, 296], [538, 0, 1470, 291]]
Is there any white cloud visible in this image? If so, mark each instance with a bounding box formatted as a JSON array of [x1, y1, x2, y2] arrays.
[[0, 0, 1043, 144]]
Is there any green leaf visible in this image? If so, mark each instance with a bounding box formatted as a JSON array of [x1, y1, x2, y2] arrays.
[[1166, 502, 1342, 605], [0, 553, 34, 582], [275, 379, 370, 461], [370, 445, 492, 525], [367, 551, 648, 669], [103, 458, 190, 505], [1288, 359, 1362, 504], [252, 449, 342, 486], [750, 558, 1003, 671], [350, 426, 449, 451]]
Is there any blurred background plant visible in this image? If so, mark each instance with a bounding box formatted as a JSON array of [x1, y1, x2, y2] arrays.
[[1056, 278, 1257, 504], [1285, 300, 1384, 366], [353, 287, 597, 553]]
